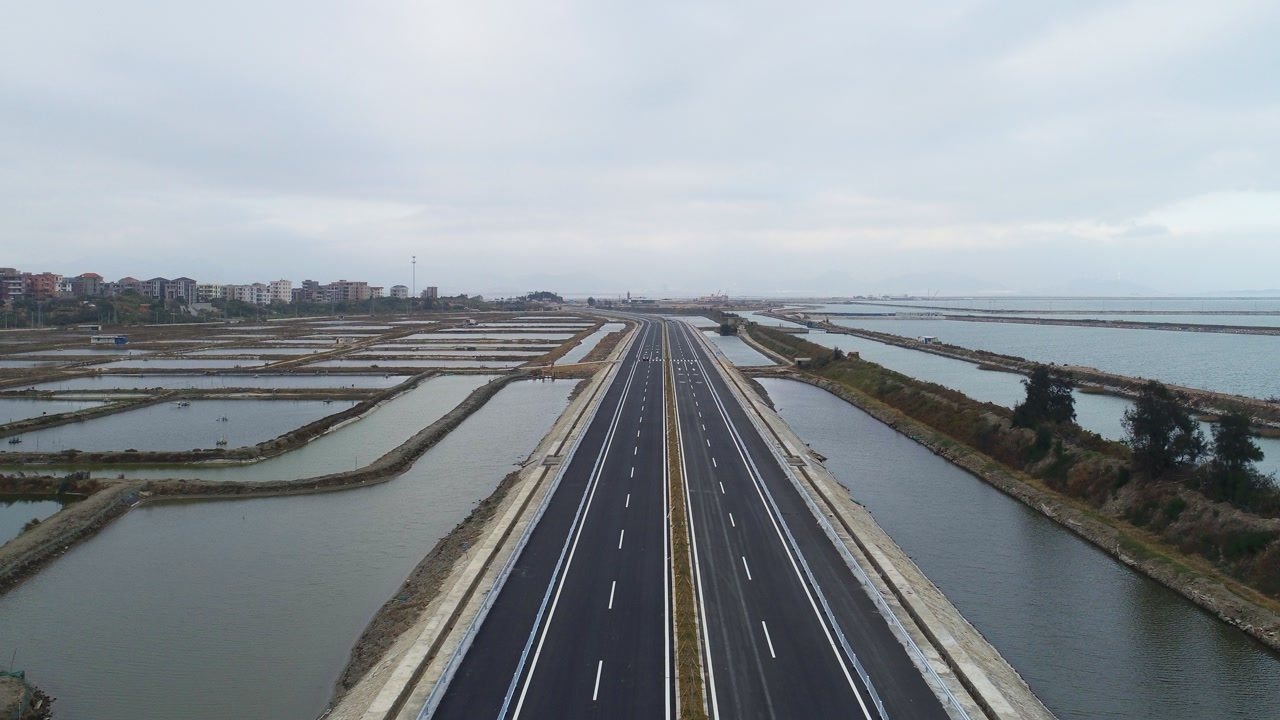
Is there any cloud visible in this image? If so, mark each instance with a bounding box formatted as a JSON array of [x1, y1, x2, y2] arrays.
[[0, 0, 1277, 295]]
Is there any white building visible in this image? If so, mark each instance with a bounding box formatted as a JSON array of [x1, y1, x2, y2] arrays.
[[268, 279, 292, 304], [225, 283, 272, 305], [196, 283, 225, 302], [390, 284, 408, 299]]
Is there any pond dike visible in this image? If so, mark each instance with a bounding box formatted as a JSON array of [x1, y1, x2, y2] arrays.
[[0, 372, 528, 595], [0, 374, 433, 465], [783, 314, 1280, 431], [752, 369, 1280, 658], [693, 329, 1054, 720], [325, 321, 638, 720]]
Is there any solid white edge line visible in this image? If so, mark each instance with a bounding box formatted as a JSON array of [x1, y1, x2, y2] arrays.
[[507, 321, 650, 720], [683, 324, 874, 720], [672, 323, 721, 720]]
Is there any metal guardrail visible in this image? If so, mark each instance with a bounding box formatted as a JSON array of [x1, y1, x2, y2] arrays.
[[416, 324, 642, 719], [692, 328, 973, 720]]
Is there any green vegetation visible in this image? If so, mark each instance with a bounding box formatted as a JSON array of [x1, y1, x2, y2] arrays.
[[1012, 365, 1076, 428], [749, 323, 1280, 602], [2, 290, 566, 328], [1123, 381, 1206, 475]]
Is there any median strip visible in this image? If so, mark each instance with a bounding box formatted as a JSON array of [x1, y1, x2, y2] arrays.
[[665, 322, 709, 720]]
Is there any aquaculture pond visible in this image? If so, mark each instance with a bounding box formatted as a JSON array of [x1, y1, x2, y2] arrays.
[[62, 374, 497, 481], [559, 323, 626, 364], [94, 359, 270, 369], [800, 330, 1280, 478], [701, 331, 774, 366], [831, 316, 1280, 400], [0, 496, 71, 545], [0, 380, 574, 720], [2, 399, 358, 453], [0, 398, 105, 424], [182, 348, 324, 356], [26, 374, 407, 392], [308, 359, 521, 369]]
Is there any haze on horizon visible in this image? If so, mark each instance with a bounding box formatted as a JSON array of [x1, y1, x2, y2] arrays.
[[3, 1, 1278, 298]]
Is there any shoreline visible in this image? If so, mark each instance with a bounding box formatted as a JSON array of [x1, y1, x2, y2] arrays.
[[760, 369, 1280, 655]]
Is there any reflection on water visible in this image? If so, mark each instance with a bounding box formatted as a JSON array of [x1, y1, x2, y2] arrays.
[[760, 378, 1280, 720], [0, 380, 573, 720]]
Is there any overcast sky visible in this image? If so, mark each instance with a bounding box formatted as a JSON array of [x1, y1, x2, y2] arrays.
[[3, 1, 1278, 297]]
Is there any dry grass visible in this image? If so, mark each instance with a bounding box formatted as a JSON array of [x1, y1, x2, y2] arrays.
[[664, 324, 708, 720]]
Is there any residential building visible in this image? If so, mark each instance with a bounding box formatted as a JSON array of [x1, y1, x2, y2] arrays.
[[24, 272, 61, 300], [424, 286, 439, 299], [115, 276, 143, 295], [0, 268, 23, 303], [321, 279, 371, 303], [389, 284, 408, 299], [369, 286, 384, 298], [226, 283, 272, 305], [56, 277, 73, 296], [165, 277, 198, 303], [141, 277, 168, 299], [196, 283, 225, 302], [71, 273, 104, 297], [294, 279, 321, 304], [268, 279, 292, 304]]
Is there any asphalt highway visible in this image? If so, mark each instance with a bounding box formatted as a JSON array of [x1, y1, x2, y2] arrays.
[[433, 317, 672, 720], [668, 321, 949, 720], [431, 317, 950, 720]]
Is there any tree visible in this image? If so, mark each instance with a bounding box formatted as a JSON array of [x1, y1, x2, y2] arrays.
[[1202, 411, 1267, 505], [1123, 381, 1205, 476], [587, 296, 596, 307], [1012, 365, 1076, 428]]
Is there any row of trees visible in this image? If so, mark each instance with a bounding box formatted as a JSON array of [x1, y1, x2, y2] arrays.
[[1013, 366, 1273, 510]]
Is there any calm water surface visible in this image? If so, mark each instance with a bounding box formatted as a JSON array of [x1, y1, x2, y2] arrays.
[[832, 317, 1280, 400], [308, 359, 521, 369], [0, 496, 68, 545], [560, 323, 626, 364], [0, 398, 105, 424], [0, 380, 573, 719], [28, 374, 405, 392], [2, 400, 357, 453], [61, 374, 496, 481], [801, 330, 1280, 477], [700, 331, 774, 366], [759, 378, 1280, 720]]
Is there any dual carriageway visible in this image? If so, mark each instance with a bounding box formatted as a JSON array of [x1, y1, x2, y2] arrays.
[[429, 317, 950, 719]]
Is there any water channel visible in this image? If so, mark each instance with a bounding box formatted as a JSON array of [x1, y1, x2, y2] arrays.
[[758, 378, 1280, 720], [799, 330, 1280, 478]]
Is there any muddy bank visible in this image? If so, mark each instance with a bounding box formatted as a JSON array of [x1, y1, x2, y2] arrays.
[[579, 325, 630, 364], [0, 482, 143, 595], [0, 375, 526, 596], [773, 371, 1280, 654], [0, 673, 54, 720], [332, 468, 524, 696], [142, 374, 526, 499], [2, 373, 432, 466], [0, 395, 163, 438], [946, 314, 1280, 337], [523, 321, 605, 367], [802, 318, 1280, 429]]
